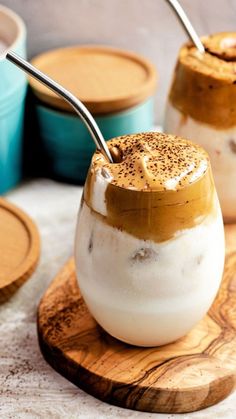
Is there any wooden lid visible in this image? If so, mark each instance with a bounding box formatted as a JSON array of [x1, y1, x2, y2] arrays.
[[29, 45, 157, 114], [0, 198, 40, 303]]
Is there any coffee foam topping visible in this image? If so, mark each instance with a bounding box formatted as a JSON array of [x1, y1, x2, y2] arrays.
[[91, 132, 209, 192], [84, 132, 216, 243], [179, 32, 236, 82], [169, 32, 236, 129]]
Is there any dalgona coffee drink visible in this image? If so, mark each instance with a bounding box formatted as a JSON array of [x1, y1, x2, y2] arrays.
[[75, 132, 225, 346], [165, 32, 236, 222]]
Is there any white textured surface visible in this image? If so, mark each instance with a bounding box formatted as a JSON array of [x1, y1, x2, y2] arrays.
[[0, 178, 235, 418]]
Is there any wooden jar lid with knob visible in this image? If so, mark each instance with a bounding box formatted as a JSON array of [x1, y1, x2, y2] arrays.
[[29, 45, 157, 114]]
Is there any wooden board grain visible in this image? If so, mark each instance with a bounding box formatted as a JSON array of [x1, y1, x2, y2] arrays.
[[0, 198, 40, 303], [37, 225, 236, 414]]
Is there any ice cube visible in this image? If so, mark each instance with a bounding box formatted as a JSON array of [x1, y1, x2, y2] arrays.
[[130, 247, 158, 263]]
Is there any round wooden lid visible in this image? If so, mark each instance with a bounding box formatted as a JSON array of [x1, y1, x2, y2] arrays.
[[0, 198, 40, 303], [29, 45, 157, 114]]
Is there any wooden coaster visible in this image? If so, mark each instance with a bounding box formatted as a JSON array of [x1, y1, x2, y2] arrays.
[[0, 198, 40, 303], [37, 225, 236, 414], [29, 45, 157, 114]]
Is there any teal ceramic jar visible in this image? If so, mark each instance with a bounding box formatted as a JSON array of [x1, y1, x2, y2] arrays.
[[29, 46, 157, 183], [0, 5, 27, 194], [35, 99, 154, 182]]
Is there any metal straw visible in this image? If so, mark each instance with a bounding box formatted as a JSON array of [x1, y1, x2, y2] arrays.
[[165, 0, 205, 54], [6, 51, 113, 163]]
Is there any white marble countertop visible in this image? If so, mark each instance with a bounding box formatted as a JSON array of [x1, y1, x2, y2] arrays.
[[1, 179, 235, 419]]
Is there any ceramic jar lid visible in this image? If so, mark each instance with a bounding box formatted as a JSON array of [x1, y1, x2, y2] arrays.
[[29, 45, 157, 115], [0, 198, 40, 302]]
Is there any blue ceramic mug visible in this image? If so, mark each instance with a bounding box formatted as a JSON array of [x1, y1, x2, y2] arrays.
[[0, 5, 27, 194]]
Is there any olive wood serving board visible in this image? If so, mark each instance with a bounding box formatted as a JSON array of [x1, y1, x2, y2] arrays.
[[37, 225, 236, 414]]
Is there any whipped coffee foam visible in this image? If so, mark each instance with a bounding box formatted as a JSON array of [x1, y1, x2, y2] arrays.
[[168, 33, 236, 130], [92, 132, 209, 192], [85, 132, 215, 243]]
